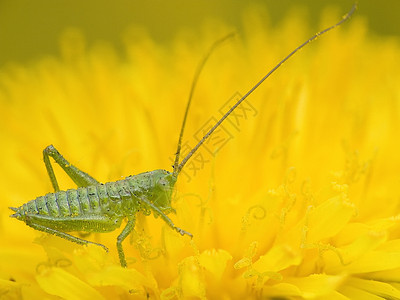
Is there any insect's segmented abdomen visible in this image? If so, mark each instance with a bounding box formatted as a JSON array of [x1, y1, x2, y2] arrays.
[[15, 180, 135, 220]]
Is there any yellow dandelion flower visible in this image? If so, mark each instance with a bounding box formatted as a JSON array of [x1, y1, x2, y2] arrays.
[[1, 5, 400, 300]]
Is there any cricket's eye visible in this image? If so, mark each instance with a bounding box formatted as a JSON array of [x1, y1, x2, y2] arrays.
[[158, 178, 167, 187]]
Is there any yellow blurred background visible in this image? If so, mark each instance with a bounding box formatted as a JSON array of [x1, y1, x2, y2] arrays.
[[0, 0, 399, 67]]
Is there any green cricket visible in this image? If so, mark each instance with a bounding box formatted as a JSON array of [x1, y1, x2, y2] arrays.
[[10, 5, 356, 267]]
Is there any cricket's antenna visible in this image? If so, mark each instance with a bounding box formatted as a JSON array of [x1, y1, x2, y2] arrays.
[[176, 3, 357, 175], [172, 32, 236, 178]]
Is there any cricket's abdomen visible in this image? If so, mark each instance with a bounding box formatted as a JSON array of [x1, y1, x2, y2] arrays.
[[11, 180, 137, 233]]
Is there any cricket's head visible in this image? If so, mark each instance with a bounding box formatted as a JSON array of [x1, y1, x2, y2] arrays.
[[150, 169, 178, 214]]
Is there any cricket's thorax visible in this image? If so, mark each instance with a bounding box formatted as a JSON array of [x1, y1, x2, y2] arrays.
[[10, 169, 177, 232]]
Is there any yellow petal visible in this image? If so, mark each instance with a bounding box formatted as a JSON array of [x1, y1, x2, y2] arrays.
[[36, 267, 106, 300], [253, 244, 302, 273], [198, 249, 232, 280], [304, 195, 355, 244], [88, 266, 155, 291], [177, 256, 206, 299], [345, 277, 400, 299], [277, 274, 346, 299]]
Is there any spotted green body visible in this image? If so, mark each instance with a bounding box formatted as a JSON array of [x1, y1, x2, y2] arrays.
[[11, 170, 176, 233], [9, 5, 355, 268]]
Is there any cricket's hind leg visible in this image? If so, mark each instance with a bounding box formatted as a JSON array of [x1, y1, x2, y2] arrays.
[[27, 222, 109, 252], [43, 145, 100, 192]]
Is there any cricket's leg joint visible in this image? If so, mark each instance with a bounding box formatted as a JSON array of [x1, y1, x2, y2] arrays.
[[43, 145, 58, 155], [175, 227, 193, 238]]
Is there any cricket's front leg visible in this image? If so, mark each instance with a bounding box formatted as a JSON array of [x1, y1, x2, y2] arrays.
[[140, 196, 193, 238], [43, 145, 100, 191]]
